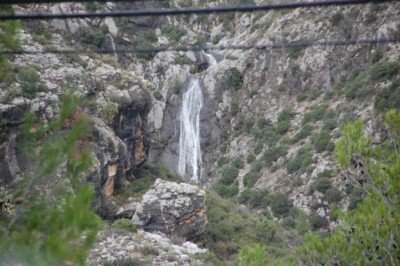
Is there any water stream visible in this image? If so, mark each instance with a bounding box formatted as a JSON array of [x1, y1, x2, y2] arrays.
[[178, 52, 217, 182]]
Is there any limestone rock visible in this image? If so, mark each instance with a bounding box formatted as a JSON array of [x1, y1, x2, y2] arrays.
[[132, 179, 207, 240]]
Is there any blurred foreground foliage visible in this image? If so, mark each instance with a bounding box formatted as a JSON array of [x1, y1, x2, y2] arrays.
[[297, 110, 400, 265], [0, 93, 102, 265]]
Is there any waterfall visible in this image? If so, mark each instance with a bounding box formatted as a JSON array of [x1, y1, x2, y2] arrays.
[[178, 78, 203, 182], [202, 51, 217, 66], [106, 34, 118, 61]]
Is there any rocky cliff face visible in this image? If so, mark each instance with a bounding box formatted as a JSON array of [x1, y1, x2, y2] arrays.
[[1, 0, 399, 224]]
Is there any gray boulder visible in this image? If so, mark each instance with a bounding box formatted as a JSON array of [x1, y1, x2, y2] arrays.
[[132, 179, 207, 240]]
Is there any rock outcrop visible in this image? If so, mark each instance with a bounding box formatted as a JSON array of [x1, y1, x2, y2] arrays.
[[87, 228, 208, 266], [132, 179, 207, 240]]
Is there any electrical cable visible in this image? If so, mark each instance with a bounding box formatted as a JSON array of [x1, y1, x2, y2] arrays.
[[1, 37, 398, 55], [0, 0, 393, 20]]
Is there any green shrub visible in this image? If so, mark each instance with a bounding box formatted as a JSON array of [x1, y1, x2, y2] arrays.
[[247, 189, 269, 209], [317, 169, 335, 179], [201, 192, 277, 259], [276, 109, 295, 134], [262, 145, 288, 166], [251, 160, 263, 173], [309, 214, 328, 230], [281, 217, 296, 229], [344, 72, 370, 100], [348, 187, 364, 210], [324, 188, 343, 203], [291, 124, 313, 144], [229, 68, 244, 90], [80, 28, 103, 47], [295, 210, 311, 235], [232, 157, 245, 169], [286, 146, 313, 174], [140, 245, 160, 256], [331, 12, 343, 26], [18, 66, 41, 98], [369, 61, 398, 81], [308, 88, 322, 101], [243, 170, 260, 188], [101, 102, 119, 125], [162, 24, 185, 43], [311, 177, 332, 193], [287, 47, 302, 60], [0, 58, 15, 85], [322, 116, 338, 132], [230, 100, 240, 116], [127, 163, 181, 199], [111, 219, 137, 233], [215, 182, 238, 198], [153, 90, 163, 101], [257, 117, 272, 129], [104, 257, 149, 266], [217, 156, 230, 167], [246, 154, 255, 164], [269, 193, 293, 218], [312, 130, 334, 153], [302, 105, 327, 124], [296, 92, 307, 102], [220, 165, 239, 185], [238, 244, 267, 266], [238, 188, 252, 204], [374, 79, 400, 112], [254, 143, 263, 155]]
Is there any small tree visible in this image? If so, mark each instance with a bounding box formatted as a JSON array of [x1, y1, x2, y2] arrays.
[[298, 111, 400, 265]]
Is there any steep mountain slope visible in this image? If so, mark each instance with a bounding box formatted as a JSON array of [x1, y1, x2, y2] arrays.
[[0, 0, 399, 264]]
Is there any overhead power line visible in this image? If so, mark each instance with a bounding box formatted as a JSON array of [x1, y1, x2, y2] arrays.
[[0, 0, 393, 20], [1, 0, 148, 3], [1, 37, 398, 56]]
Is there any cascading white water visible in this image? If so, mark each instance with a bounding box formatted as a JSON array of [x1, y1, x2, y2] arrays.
[[178, 78, 203, 182], [106, 34, 118, 61], [202, 51, 217, 66], [178, 52, 217, 182]]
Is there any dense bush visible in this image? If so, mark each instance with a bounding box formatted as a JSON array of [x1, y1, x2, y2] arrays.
[[311, 177, 332, 193], [243, 170, 260, 188], [220, 165, 239, 185], [268, 193, 293, 218], [276, 109, 296, 134], [291, 124, 313, 144], [127, 163, 181, 199], [317, 169, 336, 179], [262, 145, 288, 166], [217, 156, 229, 167], [302, 105, 327, 124], [101, 102, 119, 125], [162, 24, 185, 43], [375, 79, 400, 112], [257, 117, 272, 129], [228, 67, 244, 90], [369, 61, 398, 81], [246, 154, 256, 163], [200, 192, 277, 259], [348, 186, 364, 210], [312, 130, 335, 153], [111, 219, 137, 232], [308, 214, 328, 230], [215, 182, 238, 198], [324, 188, 343, 203], [152, 90, 163, 101], [286, 146, 313, 174], [18, 66, 42, 98], [232, 157, 245, 169]]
